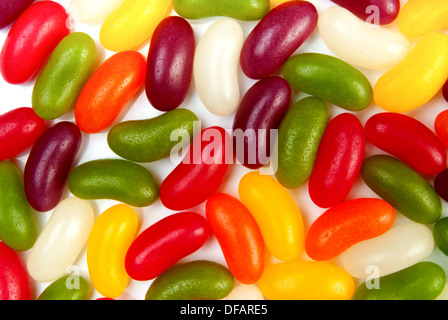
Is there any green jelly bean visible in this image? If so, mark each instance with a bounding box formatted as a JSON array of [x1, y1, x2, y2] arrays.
[[275, 97, 329, 189], [282, 53, 373, 111], [145, 260, 234, 300], [0, 161, 37, 251], [361, 155, 442, 224], [172, 0, 270, 21], [37, 275, 90, 300], [433, 218, 448, 257], [32, 32, 96, 120], [107, 109, 199, 163], [353, 262, 446, 300], [67, 159, 159, 207]]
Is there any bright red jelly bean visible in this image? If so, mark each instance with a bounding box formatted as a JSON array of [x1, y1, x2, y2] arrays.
[[0, 242, 31, 300]]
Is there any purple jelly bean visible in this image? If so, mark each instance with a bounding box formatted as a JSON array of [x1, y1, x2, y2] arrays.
[[330, 0, 400, 25], [443, 79, 448, 103], [146, 16, 195, 112], [24, 121, 82, 212], [232, 76, 291, 169], [435, 169, 448, 203], [240, 1, 317, 80], [0, 0, 35, 29]]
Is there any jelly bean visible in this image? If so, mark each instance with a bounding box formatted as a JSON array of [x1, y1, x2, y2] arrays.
[[145, 260, 234, 300], [434, 110, 448, 149], [318, 6, 409, 70], [0, 1, 70, 84], [172, 0, 270, 21], [193, 19, 244, 116], [160, 126, 231, 211], [434, 169, 448, 202], [365, 112, 447, 176], [353, 262, 446, 300], [361, 155, 442, 225], [338, 222, 434, 279], [146, 16, 195, 112], [238, 171, 304, 262], [306, 198, 395, 261], [26, 197, 94, 283], [224, 285, 265, 300], [75, 51, 146, 134], [0, 107, 46, 161], [397, 0, 448, 38], [282, 53, 373, 111], [308, 113, 365, 208], [68, 159, 159, 207], [433, 218, 448, 257], [125, 212, 210, 281], [87, 204, 138, 298], [373, 33, 448, 113], [443, 79, 448, 103], [240, 1, 317, 79], [0, 161, 37, 251], [259, 260, 355, 300], [24, 122, 82, 212], [0, 242, 31, 300], [330, 0, 400, 25], [108, 109, 198, 163], [32, 32, 96, 120], [0, 0, 34, 29], [232, 76, 291, 169], [206, 193, 265, 284], [99, 0, 171, 52], [275, 97, 329, 189], [70, 0, 125, 24], [37, 275, 90, 300]]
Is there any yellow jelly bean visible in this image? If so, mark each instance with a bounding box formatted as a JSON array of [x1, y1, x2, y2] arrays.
[[259, 261, 355, 300], [99, 0, 172, 52], [397, 0, 448, 38], [87, 204, 138, 298], [238, 171, 304, 262], [374, 32, 448, 113]]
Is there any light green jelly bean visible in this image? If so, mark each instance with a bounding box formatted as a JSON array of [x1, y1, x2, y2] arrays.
[[282, 53, 373, 111], [37, 275, 90, 300], [172, 0, 270, 21], [0, 161, 37, 251], [67, 159, 159, 207], [32, 32, 96, 120], [107, 109, 199, 163]]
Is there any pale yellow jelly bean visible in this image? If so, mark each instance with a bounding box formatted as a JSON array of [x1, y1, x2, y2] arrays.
[[259, 260, 355, 300], [337, 222, 434, 279], [193, 18, 244, 116], [70, 0, 125, 24], [318, 6, 409, 70], [26, 197, 94, 283], [374, 32, 448, 113], [397, 0, 448, 38], [225, 284, 265, 300]]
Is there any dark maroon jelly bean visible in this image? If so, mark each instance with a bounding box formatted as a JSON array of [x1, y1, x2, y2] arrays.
[[443, 79, 448, 103], [435, 169, 448, 203], [240, 1, 317, 80], [232, 76, 291, 169], [330, 0, 400, 25], [24, 121, 82, 212], [146, 16, 195, 112], [0, 0, 35, 29]]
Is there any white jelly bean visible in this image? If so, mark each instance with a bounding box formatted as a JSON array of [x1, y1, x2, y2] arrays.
[[70, 0, 125, 24], [193, 18, 244, 116], [337, 222, 434, 279], [27, 197, 95, 283], [224, 284, 265, 300], [318, 6, 409, 70]]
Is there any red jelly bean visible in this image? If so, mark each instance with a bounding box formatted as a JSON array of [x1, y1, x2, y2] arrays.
[[24, 121, 82, 212], [146, 16, 195, 112], [0, 1, 70, 84], [308, 113, 365, 208], [160, 126, 232, 211], [366, 112, 447, 176], [0, 242, 31, 300], [435, 110, 448, 149], [0, 107, 46, 161], [330, 0, 400, 25], [240, 1, 317, 79], [0, 0, 34, 29], [125, 212, 210, 281]]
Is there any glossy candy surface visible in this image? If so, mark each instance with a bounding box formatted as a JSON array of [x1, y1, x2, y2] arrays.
[[434, 110, 448, 149], [125, 212, 210, 281], [330, 0, 400, 25], [206, 193, 265, 284], [433, 218, 448, 257], [75, 51, 146, 134], [37, 275, 90, 300], [240, 1, 318, 79], [443, 79, 448, 103], [0, 242, 31, 300], [146, 16, 195, 112], [24, 122, 82, 212], [0, 0, 34, 29], [70, 0, 125, 24], [225, 284, 264, 300], [0, 107, 46, 161], [434, 169, 448, 203], [0, 1, 70, 84]]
